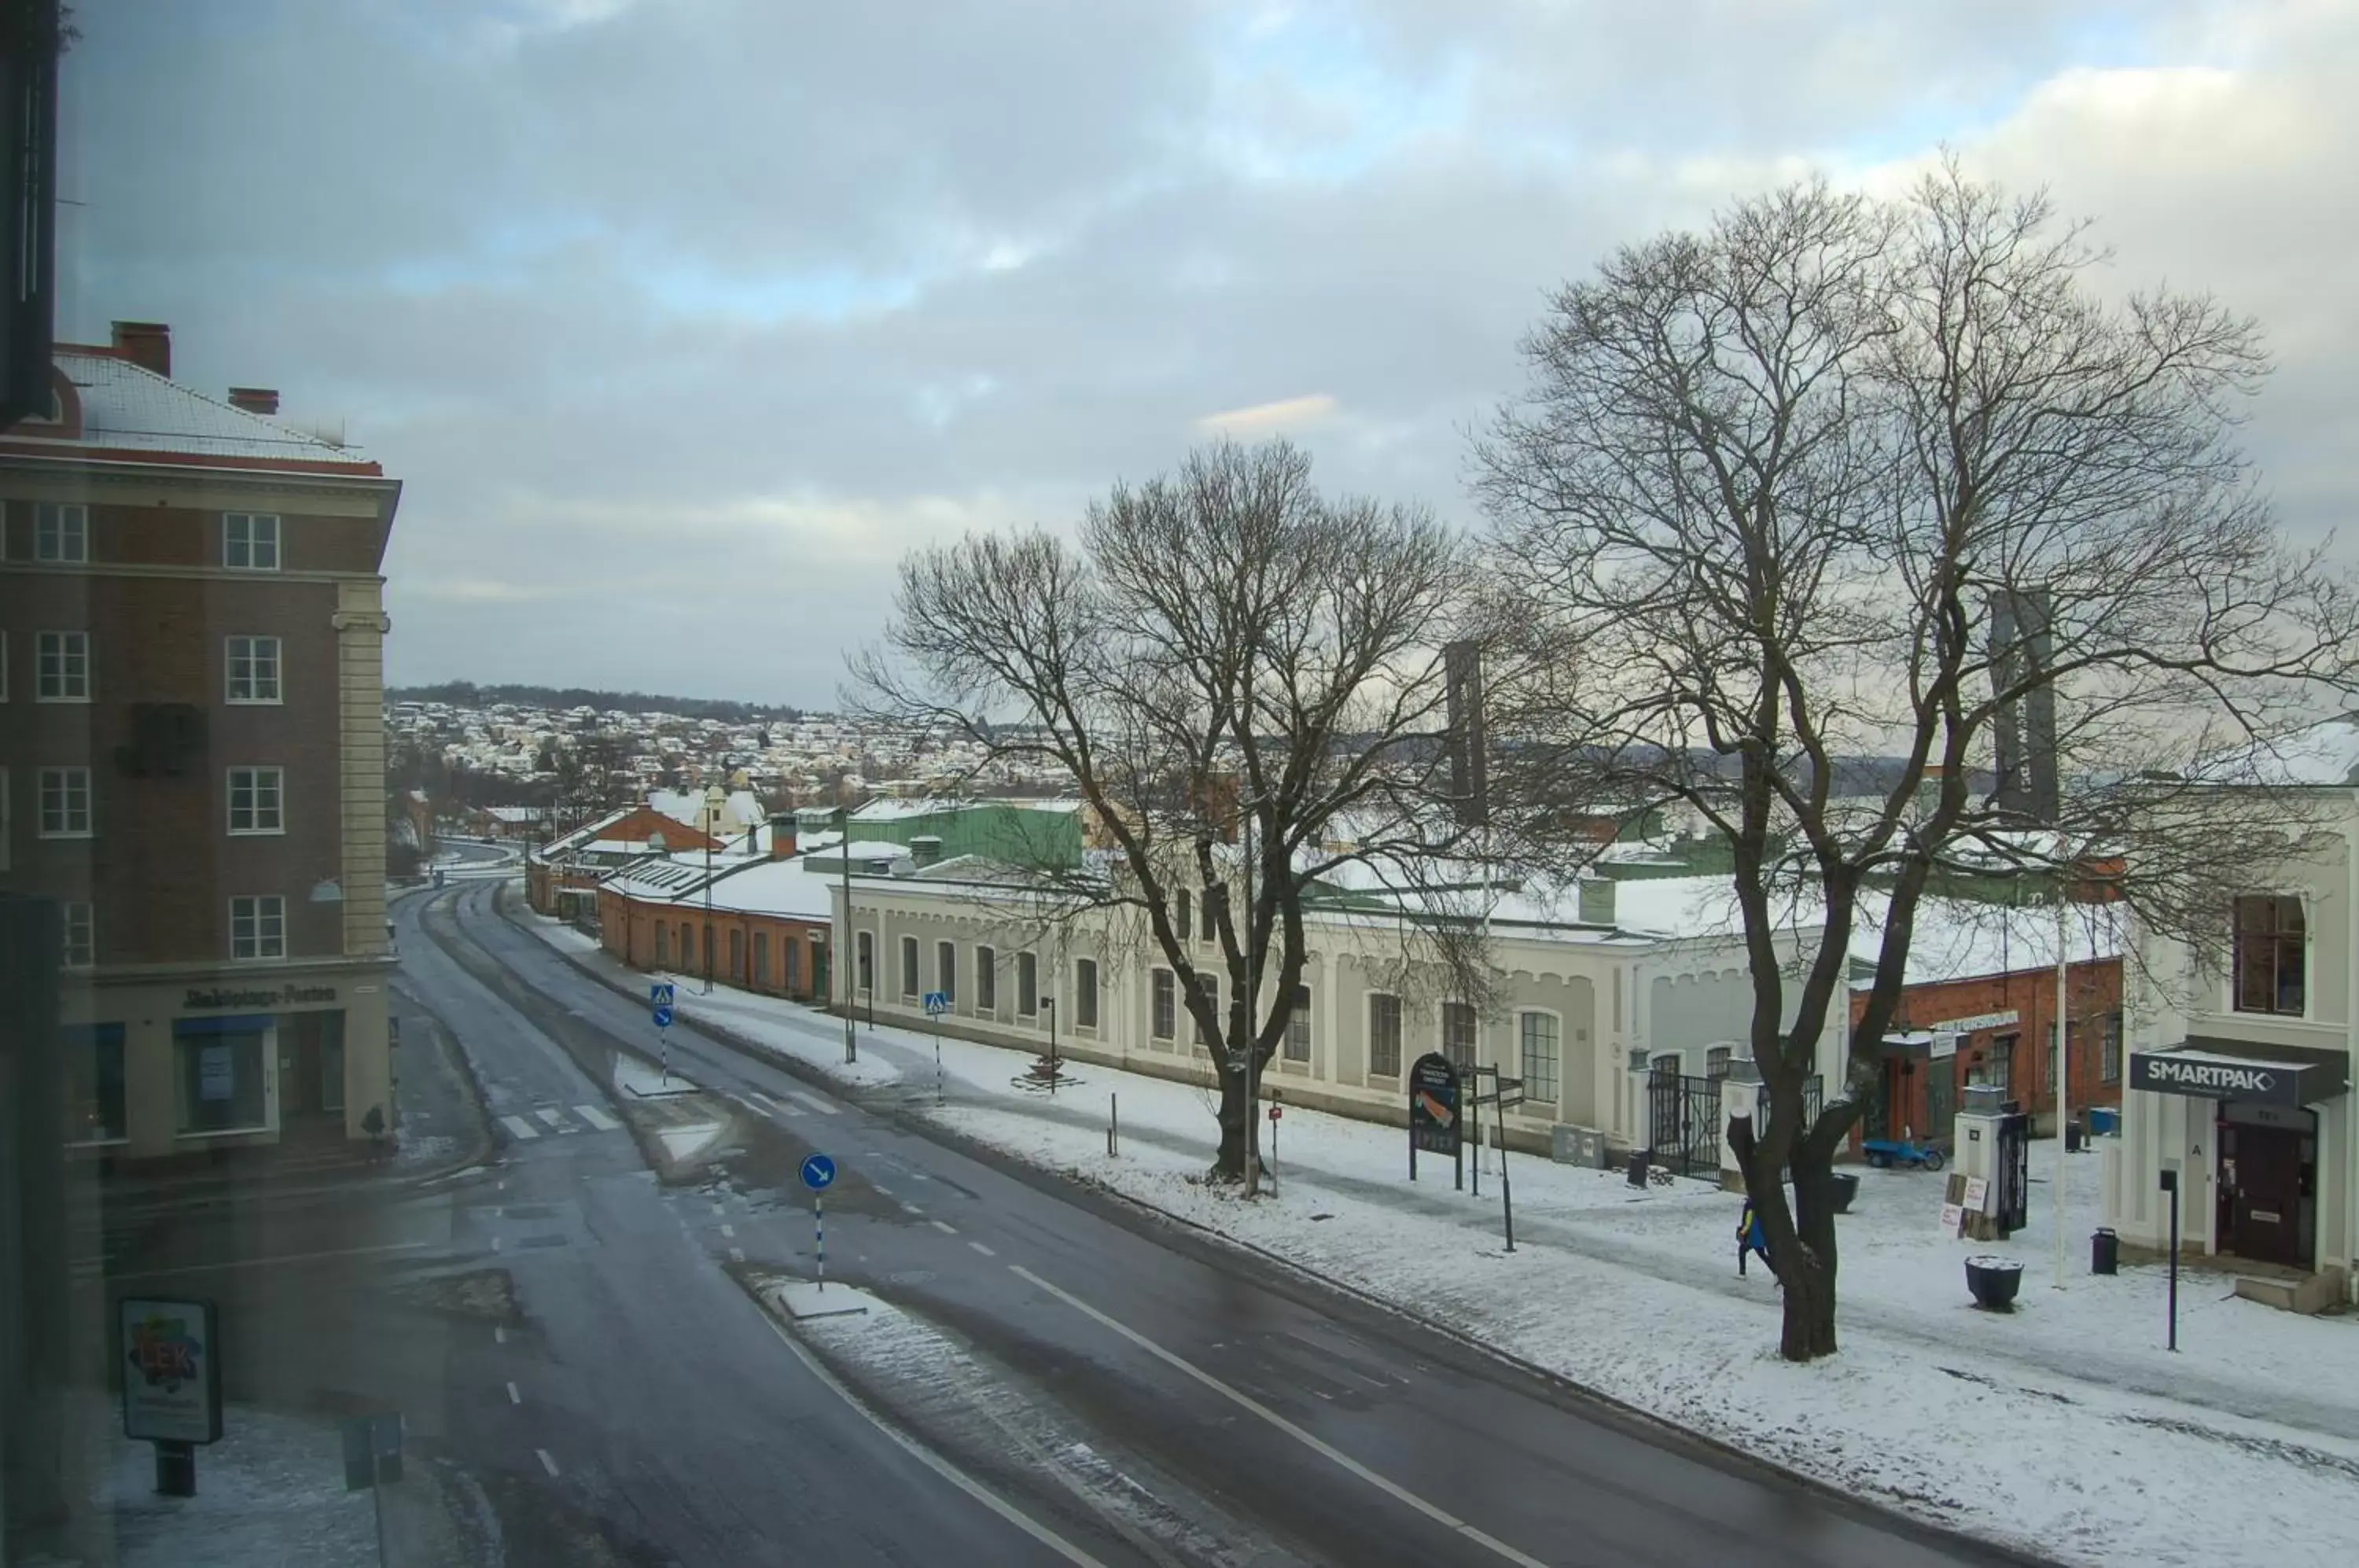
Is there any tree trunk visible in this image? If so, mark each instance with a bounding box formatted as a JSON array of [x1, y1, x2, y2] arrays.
[[1779, 1137, 1842, 1359], [1210, 1064, 1261, 1183]]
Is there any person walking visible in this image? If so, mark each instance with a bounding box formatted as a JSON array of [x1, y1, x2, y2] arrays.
[[1736, 1198, 1772, 1277]]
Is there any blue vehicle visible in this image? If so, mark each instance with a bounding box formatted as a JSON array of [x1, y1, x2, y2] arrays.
[[1860, 1136, 1945, 1172]]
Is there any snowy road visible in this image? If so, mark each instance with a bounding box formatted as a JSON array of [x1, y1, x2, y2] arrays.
[[410, 878, 2037, 1568]]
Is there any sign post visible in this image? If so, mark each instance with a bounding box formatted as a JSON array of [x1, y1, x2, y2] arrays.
[[1266, 1088, 1283, 1197], [923, 990, 948, 1105], [120, 1297, 223, 1496], [800, 1154, 837, 1290], [2161, 1165, 2181, 1352], [1408, 1053, 1463, 1190], [650, 981, 675, 1085]]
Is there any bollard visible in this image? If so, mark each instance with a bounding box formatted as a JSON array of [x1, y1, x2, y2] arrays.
[[1108, 1093, 1119, 1158]]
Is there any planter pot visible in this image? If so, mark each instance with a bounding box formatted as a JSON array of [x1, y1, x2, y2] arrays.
[[1966, 1255, 2026, 1312], [1827, 1172, 1860, 1215]]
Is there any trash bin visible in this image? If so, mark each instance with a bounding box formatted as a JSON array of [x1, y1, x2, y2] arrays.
[[1827, 1172, 1859, 1215], [2092, 1227, 2118, 1275], [1627, 1149, 1651, 1189], [2065, 1121, 2084, 1153], [2089, 1106, 2120, 1137]]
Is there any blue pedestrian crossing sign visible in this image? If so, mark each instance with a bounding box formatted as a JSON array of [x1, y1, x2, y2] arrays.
[[922, 991, 949, 1017], [800, 1153, 837, 1191], [650, 981, 676, 1007], [652, 1004, 674, 1029]]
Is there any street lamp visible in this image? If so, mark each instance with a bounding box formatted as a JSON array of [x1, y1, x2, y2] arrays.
[[701, 782, 725, 995], [837, 804, 857, 1066], [646, 830, 667, 974]]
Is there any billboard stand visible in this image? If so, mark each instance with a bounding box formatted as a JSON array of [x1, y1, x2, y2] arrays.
[[120, 1297, 223, 1496], [1408, 1053, 1463, 1191]]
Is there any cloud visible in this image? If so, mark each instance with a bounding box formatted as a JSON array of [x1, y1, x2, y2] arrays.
[[1196, 392, 1341, 436], [61, 0, 2359, 704]]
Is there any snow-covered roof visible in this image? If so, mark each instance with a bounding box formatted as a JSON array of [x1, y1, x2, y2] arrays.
[[41, 348, 379, 470], [701, 859, 837, 921], [2225, 717, 2359, 788]]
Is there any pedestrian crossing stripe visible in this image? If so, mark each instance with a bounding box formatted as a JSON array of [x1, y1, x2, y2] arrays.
[[498, 1104, 624, 1141]]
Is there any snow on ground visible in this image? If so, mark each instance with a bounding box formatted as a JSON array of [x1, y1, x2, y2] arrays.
[[517, 911, 2359, 1565]]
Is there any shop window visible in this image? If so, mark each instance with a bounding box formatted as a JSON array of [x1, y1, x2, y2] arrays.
[[1075, 959, 1099, 1027], [1286, 985, 1311, 1062], [65, 1023, 127, 1143], [1369, 993, 1403, 1077], [319, 1012, 346, 1113], [175, 1022, 270, 1135], [1521, 1013, 1561, 1106], [2233, 894, 2306, 1016], [2101, 1012, 2123, 1084]]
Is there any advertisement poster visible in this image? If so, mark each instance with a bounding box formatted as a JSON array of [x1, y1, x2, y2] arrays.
[[120, 1297, 223, 1444], [198, 1044, 234, 1102], [1408, 1052, 1463, 1157]]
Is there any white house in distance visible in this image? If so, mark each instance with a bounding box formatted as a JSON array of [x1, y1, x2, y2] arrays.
[[2107, 717, 2359, 1308], [830, 854, 1841, 1169]]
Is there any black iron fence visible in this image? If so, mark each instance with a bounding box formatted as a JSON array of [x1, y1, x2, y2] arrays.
[[1647, 1065, 1827, 1180]]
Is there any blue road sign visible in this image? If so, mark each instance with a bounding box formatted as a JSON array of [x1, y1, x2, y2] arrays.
[[650, 981, 676, 1007], [922, 991, 949, 1017], [800, 1153, 837, 1191], [652, 1005, 674, 1029]]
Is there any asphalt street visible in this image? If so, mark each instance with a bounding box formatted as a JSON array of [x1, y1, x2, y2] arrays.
[[376, 878, 2042, 1568]]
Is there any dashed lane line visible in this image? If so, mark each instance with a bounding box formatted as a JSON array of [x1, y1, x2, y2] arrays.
[[534, 1107, 568, 1129], [930, 1220, 958, 1235], [506, 1382, 521, 1405], [970, 1242, 997, 1257], [787, 1090, 839, 1116], [536, 1448, 561, 1478]]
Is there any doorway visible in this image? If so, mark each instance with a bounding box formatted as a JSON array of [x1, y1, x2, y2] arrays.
[[2216, 1102, 2316, 1269]]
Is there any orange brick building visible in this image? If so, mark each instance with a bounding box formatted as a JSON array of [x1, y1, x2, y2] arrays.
[[1855, 953, 2124, 1143], [593, 844, 834, 1005]]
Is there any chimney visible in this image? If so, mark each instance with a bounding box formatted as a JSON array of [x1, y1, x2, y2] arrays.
[[910, 835, 943, 869], [769, 813, 797, 861], [110, 321, 171, 379], [226, 387, 279, 416]]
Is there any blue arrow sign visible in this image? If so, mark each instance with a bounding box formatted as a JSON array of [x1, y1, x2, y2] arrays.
[[800, 1154, 837, 1191], [652, 1004, 674, 1029], [650, 981, 676, 1007]]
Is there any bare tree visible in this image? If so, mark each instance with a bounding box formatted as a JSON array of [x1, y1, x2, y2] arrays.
[[1475, 164, 2358, 1360], [855, 440, 1474, 1180]]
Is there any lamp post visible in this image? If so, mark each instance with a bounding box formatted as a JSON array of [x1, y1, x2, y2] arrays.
[[646, 830, 667, 974], [701, 782, 725, 995], [837, 805, 856, 1066]]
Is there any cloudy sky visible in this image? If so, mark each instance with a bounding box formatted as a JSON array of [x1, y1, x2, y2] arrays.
[[62, 1, 2357, 704]]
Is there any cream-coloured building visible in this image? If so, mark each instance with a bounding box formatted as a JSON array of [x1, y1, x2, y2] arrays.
[[2107, 719, 2359, 1302], [831, 852, 1839, 1163]]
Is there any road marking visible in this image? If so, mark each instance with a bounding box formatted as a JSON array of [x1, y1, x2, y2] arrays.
[[1009, 1266, 1550, 1568], [574, 1103, 620, 1131], [500, 1115, 541, 1141], [536, 1448, 561, 1478], [753, 1088, 806, 1118], [872, 1184, 895, 1198], [970, 1242, 996, 1257], [534, 1107, 568, 1129], [721, 1224, 736, 1239], [730, 1246, 746, 1264], [930, 1220, 957, 1235], [495, 1326, 507, 1345], [787, 1090, 839, 1117], [506, 1382, 521, 1405], [756, 1315, 1111, 1568], [107, 1241, 432, 1283], [491, 1236, 502, 1253], [900, 1202, 924, 1216]]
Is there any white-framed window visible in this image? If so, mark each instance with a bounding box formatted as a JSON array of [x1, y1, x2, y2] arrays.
[[226, 635, 283, 703], [35, 631, 88, 701], [937, 940, 956, 1003], [1369, 992, 1403, 1077], [1018, 951, 1038, 1016], [226, 767, 285, 834], [1151, 968, 1176, 1040], [62, 901, 94, 968], [1075, 958, 1099, 1028], [1520, 1012, 1561, 1107], [223, 512, 281, 571], [1443, 1000, 1478, 1073], [1286, 984, 1312, 1062], [229, 894, 287, 960], [1706, 1045, 1734, 1080], [2232, 894, 2306, 1017], [35, 502, 87, 563], [38, 766, 90, 837], [900, 934, 919, 997], [977, 944, 997, 1011]]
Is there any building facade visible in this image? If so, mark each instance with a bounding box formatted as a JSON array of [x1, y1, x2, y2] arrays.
[[0, 322, 401, 1159], [595, 844, 834, 1005], [2107, 731, 2358, 1297], [1857, 955, 2125, 1145]]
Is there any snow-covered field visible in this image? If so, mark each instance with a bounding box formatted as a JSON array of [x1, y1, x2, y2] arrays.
[[522, 911, 2359, 1566]]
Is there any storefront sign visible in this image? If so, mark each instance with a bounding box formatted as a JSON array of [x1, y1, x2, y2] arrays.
[[120, 1297, 223, 1445], [1930, 1010, 2018, 1035], [2129, 1049, 2329, 1109], [183, 984, 338, 1010]]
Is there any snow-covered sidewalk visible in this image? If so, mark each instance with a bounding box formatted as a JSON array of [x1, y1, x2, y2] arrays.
[[519, 909, 2359, 1566]]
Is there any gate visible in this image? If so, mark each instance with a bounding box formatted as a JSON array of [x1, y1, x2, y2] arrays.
[[1648, 1067, 1724, 1179], [1993, 1110, 2031, 1232], [1753, 1074, 1824, 1139]]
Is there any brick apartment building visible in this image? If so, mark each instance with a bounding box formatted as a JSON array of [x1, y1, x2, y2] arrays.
[[0, 322, 401, 1160]]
